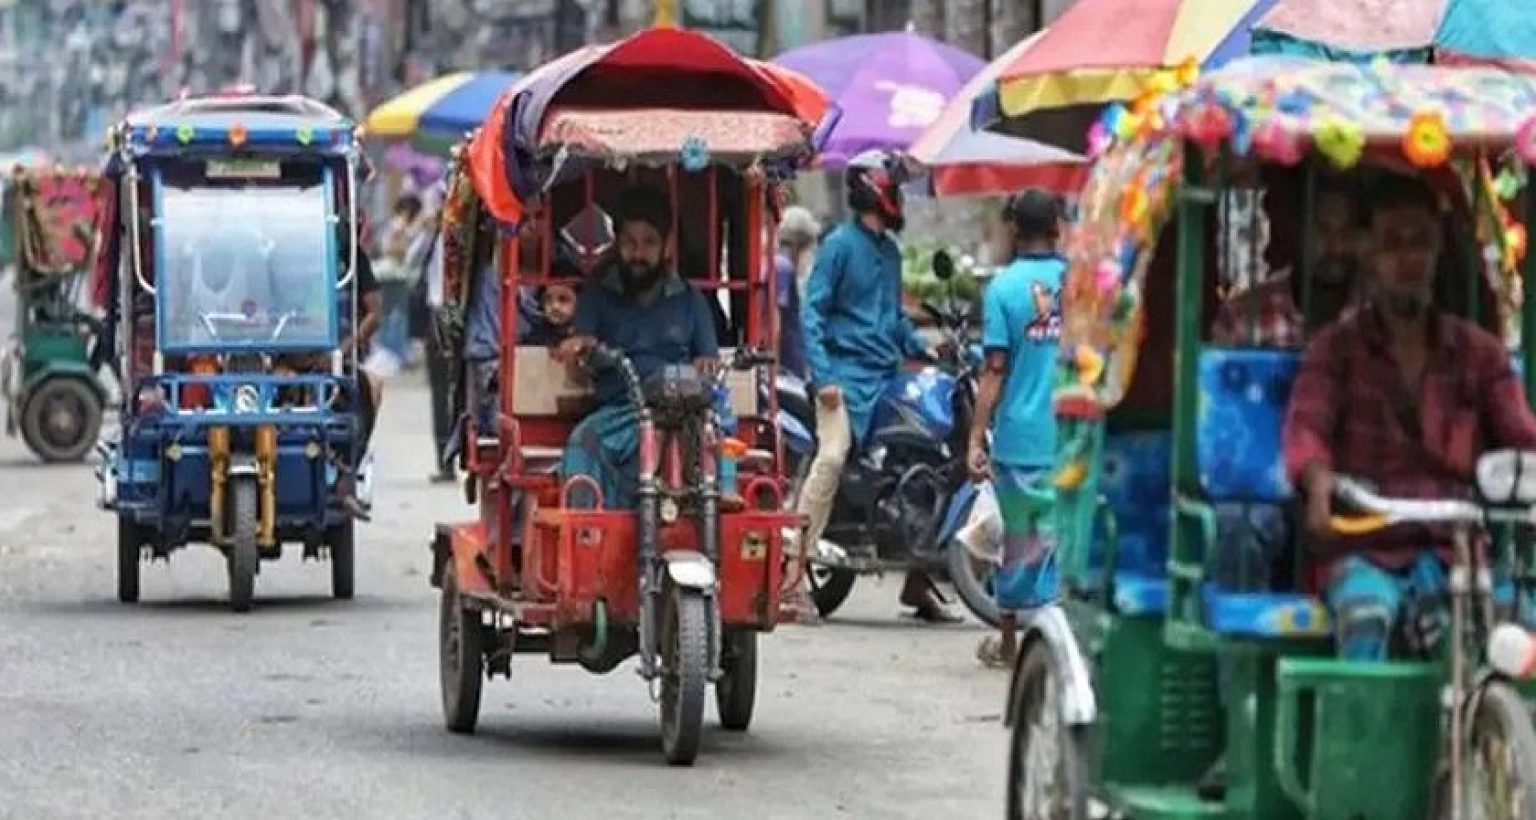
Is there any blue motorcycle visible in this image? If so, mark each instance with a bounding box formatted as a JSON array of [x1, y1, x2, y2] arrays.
[[777, 252, 1000, 622]]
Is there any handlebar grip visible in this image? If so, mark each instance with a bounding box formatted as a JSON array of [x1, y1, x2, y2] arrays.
[[1329, 514, 1389, 536]]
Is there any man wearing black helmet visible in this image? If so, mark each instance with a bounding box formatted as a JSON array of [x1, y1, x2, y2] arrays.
[[967, 189, 1068, 666], [797, 150, 952, 623], [555, 184, 720, 510]]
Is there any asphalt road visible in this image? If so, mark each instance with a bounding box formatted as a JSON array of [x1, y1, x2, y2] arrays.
[[0, 371, 1009, 820]]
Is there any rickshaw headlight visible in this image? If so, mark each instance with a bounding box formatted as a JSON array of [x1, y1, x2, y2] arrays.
[[232, 384, 261, 414], [659, 497, 680, 524]]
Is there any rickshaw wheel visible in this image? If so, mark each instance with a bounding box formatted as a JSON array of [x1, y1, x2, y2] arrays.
[[117, 516, 141, 604], [20, 377, 102, 463], [1433, 681, 1536, 820], [227, 476, 259, 613], [1006, 642, 1090, 820], [660, 587, 709, 766], [715, 630, 758, 732], [438, 563, 485, 734], [327, 521, 355, 600]]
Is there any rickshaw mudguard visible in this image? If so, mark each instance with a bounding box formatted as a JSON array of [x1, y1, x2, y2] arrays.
[[662, 549, 716, 592], [440, 522, 495, 597], [21, 362, 105, 402], [1005, 604, 1097, 728]]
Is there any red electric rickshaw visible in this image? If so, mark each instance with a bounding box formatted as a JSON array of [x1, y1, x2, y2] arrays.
[[427, 30, 824, 766]]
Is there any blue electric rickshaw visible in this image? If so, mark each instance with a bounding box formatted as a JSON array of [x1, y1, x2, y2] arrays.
[[94, 94, 372, 612]]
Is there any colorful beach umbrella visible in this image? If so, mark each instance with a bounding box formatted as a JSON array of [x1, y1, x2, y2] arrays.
[[909, 32, 1084, 197], [773, 30, 985, 167], [365, 70, 522, 151], [972, 0, 1277, 151], [1251, 0, 1536, 71]]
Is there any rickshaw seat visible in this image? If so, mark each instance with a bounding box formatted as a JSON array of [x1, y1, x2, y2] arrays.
[[1189, 347, 1331, 639], [1095, 431, 1174, 615]]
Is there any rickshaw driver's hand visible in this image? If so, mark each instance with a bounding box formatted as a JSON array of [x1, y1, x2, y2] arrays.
[[1301, 465, 1336, 539], [816, 384, 842, 411]]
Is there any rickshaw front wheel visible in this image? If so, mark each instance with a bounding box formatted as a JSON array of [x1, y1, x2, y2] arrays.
[[227, 476, 259, 613], [439, 563, 486, 734], [117, 516, 141, 604], [20, 376, 101, 463], [660, 586, 710, 766], [328, 520, 355, 600], [1432, 680, 1536, 820], [1007, 641, 1090, 820], [715, 630, 758, 732]]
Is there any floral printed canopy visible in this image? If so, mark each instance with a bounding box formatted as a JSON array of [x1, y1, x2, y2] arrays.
[[1059, 56, 1536, 413]]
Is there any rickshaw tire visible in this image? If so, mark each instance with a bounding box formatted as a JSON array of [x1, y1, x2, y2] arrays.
[[328, 521, 355, 600], [20, 376, 102, 464], [117, 517, 141, 604], [1006, 641, 1090, 820], [1436, 680, 1536, 820], [439, 563, 485, 735], [715, 630, 758, 732], [809, 568, 856, 618], [228, 477, 259, 614], [660, 588, 709, 766]]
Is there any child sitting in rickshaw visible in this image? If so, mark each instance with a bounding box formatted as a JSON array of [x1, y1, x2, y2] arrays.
[[1284, 173, 1536, 660], [553, 184, 720, 510]]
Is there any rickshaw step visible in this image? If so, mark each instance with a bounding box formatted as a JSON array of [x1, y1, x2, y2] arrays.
[[1106, 785, 1224, 819]]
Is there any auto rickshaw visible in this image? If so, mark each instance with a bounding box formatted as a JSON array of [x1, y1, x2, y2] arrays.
[[428, 29, 815, 766], [0, 166, 110, 462], [93, 94, 372, 612], [1004, 56, 1536, 819]]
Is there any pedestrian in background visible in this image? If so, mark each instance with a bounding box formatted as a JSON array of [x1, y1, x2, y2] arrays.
[[774, 206, 820, 378]]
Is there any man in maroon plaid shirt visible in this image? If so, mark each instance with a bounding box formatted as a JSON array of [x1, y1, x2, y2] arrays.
[[1211, 181, 1364, 347], [1283, 173, 1536, 660]]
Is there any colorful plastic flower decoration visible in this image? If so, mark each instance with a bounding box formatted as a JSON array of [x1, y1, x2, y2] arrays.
[[228, 123, 249, 148], [295, 126, 314, 146], [1506, 222, 1528, 271], [1518, 117, 1536, 166], [1073, 344, 1106, 387], [1183, 102, 1233, 154], [1173, 56, 1200, 88], [176, 124, 195, 145], [1085, 122, 1111, 158], [1119, 186, 1149, 230], [1312, 118, 1364, 169], [1250, 121, 1303, 165], [1402, 111, 1450, 168], [1094, 259, 1121, 295], [679, 135, 710, 172]]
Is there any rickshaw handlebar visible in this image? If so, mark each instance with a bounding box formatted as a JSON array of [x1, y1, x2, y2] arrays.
[[1332, 475, 1497, 525]]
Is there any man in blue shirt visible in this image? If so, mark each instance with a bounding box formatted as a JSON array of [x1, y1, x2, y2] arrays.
[[556, 185, 719, 509], [967, 189, 1067, 666], [797, 150, 950, 622]]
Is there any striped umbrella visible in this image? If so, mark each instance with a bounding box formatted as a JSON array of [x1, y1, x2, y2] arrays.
[[909, 32, 1085, 197], [1251, 0, 1536, 71], [971, 0, 1278, 152], [365, 71, 522, 153]]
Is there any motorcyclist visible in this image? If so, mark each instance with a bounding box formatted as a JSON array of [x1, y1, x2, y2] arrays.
[[797, 149, 952, 623]]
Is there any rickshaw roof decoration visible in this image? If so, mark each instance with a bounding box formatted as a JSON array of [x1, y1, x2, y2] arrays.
[[1059, 57, 1536, 413], [116, 95, 356, 156], [536, 107, 815, 164]]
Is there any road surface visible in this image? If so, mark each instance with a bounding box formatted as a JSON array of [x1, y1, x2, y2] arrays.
[[0, 375, 1009, 820]]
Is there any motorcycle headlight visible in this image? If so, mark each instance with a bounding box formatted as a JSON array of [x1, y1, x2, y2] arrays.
[[232, 384, 261, 414]]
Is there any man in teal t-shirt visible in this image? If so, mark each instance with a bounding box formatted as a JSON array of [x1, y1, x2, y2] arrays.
[[967, 189, 1066, 667]]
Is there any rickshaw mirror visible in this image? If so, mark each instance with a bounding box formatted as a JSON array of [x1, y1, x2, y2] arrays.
[[932, 250, 955, 281], [560, 203, 614, 270]]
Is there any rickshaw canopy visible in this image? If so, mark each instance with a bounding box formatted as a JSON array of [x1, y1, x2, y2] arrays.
[[115, 95, 356, 158], [1062, 56, 1536, 411]]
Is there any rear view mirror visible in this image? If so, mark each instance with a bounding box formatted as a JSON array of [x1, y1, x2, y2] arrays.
[[932, 250, 955, 281]]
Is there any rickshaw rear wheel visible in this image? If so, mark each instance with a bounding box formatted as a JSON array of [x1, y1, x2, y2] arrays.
[[660, 586, 709, 766], [327, 520, 355, 600], [117, 516, 141, 604], [715, 630, 758, 732], [439, 563, 485, 734], [227, 476, 259, 613], [1006, 641, 1090, 820], [1431, 680, 1536, 820], [20, 376, 102, 463]]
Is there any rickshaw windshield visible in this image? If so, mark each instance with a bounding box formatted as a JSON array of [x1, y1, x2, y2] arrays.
[[153, 168, 337, 352]]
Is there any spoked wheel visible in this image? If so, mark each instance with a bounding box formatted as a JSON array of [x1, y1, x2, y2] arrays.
[[1434, 681, 1536, 820], [715, 630, 758, 732], [227, 476, 259, 613], [327, 520, 355, 600], [660, 586, 710, 766], [20, 377, 102, 463], [439, 563, 485, 734], [1007, 642, 1091, 820], [947, 536, 1001, 627], [117, 516, 141, 604]]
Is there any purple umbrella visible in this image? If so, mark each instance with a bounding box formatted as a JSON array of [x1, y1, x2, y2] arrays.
[[773, 30, 985, 167]]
